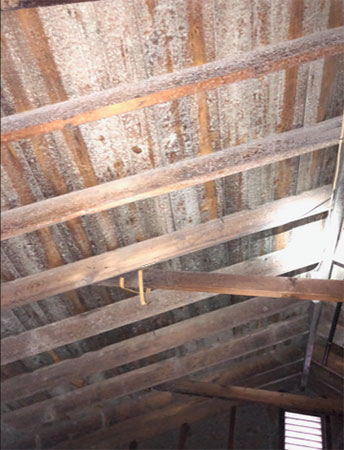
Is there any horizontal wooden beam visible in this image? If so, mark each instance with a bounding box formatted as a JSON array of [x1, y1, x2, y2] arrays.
[[3, 347, 304, 450], [1, 0, 98, 10], [1, 27, 343, 143], [1, 294, 304, 403], [165, 380, 343, 415], [1, 117, 340, 241], [1, 316, 308, 429], [1, 242, 321, 365], [0, 185, 331, 310], [100, 271, 344, 302]]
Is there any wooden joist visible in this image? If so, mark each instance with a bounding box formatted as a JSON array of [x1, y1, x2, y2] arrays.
[[1, 27, 343, 143], [3, 347, 304, 450], [1, 315, 308, 429], [1, 295, 304, 403], [1, 117, 340, 241], [1, 242, 321, 365], [164, 380, 343, 415], [0, 185, 331, 310], [1, 0, 98, 10], [101, 270, 344, 302]]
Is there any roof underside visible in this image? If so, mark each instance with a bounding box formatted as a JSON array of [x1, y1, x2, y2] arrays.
[[1, 0, 343, 448]]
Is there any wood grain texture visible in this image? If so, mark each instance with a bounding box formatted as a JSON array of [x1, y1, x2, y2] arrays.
[[1, 315, 308, 430], [165, 380, 343, 415], [0, 185, 331, 310], [100, 271, 344, 302], [1, 27, 343, 143], [1, 295, 303, 402], [1, 0, 98, 10], [1, 116, 340, 241], [1, 243, 321, 365]]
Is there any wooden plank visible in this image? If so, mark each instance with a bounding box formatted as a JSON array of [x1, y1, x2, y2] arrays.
[[100, 271, 344, 302], [1, 117, 340, 241], [1, 316, 308, 429], [1, 243, 321, 365], [1, 0, 99, 10], [4, 347, 303, 450], [1, 295, 304, 403], [0, 185, 331, 310], [165, 380, 343, 415], [1, 28, 343, 143]]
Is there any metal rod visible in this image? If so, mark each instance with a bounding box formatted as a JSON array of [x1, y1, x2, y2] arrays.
[[322, 302, 343, 366]]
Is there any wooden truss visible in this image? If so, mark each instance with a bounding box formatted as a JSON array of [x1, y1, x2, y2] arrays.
[[1, 6, 343, 447]]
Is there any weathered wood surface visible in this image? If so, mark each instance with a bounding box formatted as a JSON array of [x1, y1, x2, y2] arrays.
[[3, 347, 303, 450], [1, 316, 308, 429], [53, 353, 305, 450], [1, 243, 320, 365], [1, 28, 343, 143], [165, 380, 343, 415], [101, 271, 344, 302], [1, 117, 340, 241], [1, 295, 304, 403], [0, 186, 331, 310], [1, 0, 98, 10]]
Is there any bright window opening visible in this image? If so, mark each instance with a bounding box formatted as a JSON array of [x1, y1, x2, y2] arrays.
[[284, 411, 323, 450]]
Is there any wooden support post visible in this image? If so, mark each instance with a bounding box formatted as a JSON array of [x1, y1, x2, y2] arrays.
[[227, 407, 236, 450], [177, 423, 190, 450]]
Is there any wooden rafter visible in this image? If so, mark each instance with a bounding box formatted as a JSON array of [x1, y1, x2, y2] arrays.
[[164, 380, 343, 415], [1, 0, 99, 10], [1, 27, 343, 143], [1, 295, 304, 403], [2, 315, 308, 430], [0, 185, 331, 310], [1, 241, 322, 365], [100, 270, 344, 302], [1, 117, 340, 241]]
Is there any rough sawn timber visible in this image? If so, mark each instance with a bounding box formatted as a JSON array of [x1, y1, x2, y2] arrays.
[[0, 185, 331, 310], [1, 116, 340, 241], [1, 242, 321, 365], [1, 27, 343, 142]]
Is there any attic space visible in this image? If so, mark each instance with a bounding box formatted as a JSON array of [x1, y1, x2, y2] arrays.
[[1, 0, 343, 449]]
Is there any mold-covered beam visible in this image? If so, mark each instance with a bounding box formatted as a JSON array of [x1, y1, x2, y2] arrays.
[[1, 185, 331, 310], [1, 116, 341, 241], [1, 27, 343, 143]]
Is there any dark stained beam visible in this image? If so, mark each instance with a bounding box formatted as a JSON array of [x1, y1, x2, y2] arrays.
[[1, 316, 308, 430], [1, 0, 99, 10], [1, 241, 321, 365], [1, 117, 340, 241], [1, 28, 343, 143], [164, 380, 343, 415], [0, 185, 331, 310], [1, 295, 304, 403], [100, 270, 344, 302]]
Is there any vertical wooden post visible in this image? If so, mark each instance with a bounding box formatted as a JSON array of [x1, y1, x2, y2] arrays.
[[178, 423, 190, 450], [278, 409, 285, 450], [227, 406, 236, 450]]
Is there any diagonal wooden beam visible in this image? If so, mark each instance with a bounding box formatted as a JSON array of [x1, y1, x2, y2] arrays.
[[1, 295, 304, 403], [1, 241, 321, 365], [0, 185, 331, 310], [163, 380, 343, 415], [100, 271, 344, 302], [1, 0, 99, 10], [1, 27, 343, 143], [1, 117, 340, 241], [1, 316, 308, 430]]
